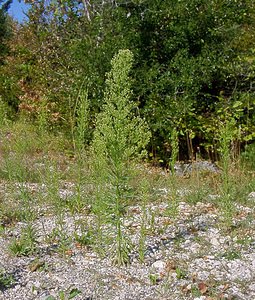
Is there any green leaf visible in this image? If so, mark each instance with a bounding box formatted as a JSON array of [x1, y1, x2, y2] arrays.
[[233, 101, 243, 108], [68, 288, 82, 299]]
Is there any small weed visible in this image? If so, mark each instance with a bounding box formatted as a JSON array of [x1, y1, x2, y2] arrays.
[[74, 231, 94, 248], [149, 273, 160, 285], [191, 285, 202, 297], [46, 287, 82, 300], [138, 177, 150, 263], [186, 188, 209, 205], [221, 250, 241, 260], [175, 267, 188, 279], [47, 229, 72, 256], [9, 238, 33, 256], [217, 119, 237, 224], [0, 269, 15, 290], [9, 225, 37, 256], [174, 235, 185, 248], [148, 209, 156, 234], [68, 287, 82, 299], [165, 194, 179, 219], [58, 238, 73, 257], [236, 237, 253, 246], [169, 127, 179, 175], [0, 208, 23, 227]]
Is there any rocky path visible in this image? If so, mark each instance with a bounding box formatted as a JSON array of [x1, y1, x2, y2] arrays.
[[0, 181, 255, 300]]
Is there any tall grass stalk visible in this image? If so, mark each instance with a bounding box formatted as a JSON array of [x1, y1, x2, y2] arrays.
[[167, 127, 179, 217], [138, 177, 150, 263], [0, 96, 9, 127], [41, 160, 69, 249], [1, 122, 36, 182], [74, 87, 90, 212], [74, 88, 90, 154], [1, 123, 39, 255], [169, 128, 179, 175], [37, 97, 49, 134], [91, 49, 151, 265], [218, 119, 236, 224], [69, 80, 90, 155]]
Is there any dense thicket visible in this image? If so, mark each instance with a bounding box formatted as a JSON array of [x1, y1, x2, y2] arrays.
[[1, 0, 255, 163]]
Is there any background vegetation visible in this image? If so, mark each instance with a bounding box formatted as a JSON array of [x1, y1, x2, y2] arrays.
[[0, 0, 255, 164]]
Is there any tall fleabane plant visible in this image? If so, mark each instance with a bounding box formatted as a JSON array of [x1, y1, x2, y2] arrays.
[[91, 49, 151, 265]]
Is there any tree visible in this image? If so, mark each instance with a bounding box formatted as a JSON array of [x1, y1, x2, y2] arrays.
[[114, 0, 255, 161], [0, 0, 12, 64], [2, 0, 254, 160]]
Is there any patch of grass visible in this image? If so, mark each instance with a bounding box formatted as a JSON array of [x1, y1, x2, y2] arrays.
[[149, 273, 160, 285], [186, 188, 210, 205], [221, 249, 242, 260], [191, 285, 202, 297], [0, 269, 15, 290], [236, 237, 254, 246], [74, 231, 94, 248], [241, 143, 255, 170], [175, 266, 188, 280], [0, 207, 24, 227], [9, 225, 37, 256], [9, 238, 33, 256]]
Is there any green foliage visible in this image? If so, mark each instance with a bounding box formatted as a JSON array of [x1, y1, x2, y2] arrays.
[[1, 0, 255, 160], [148, 273, 159, 285], [45, 288, 81, 300], [218, 119, 236, 184], [36, 97, 49, 134], [0, 96, 9, 126], [175, 266, 188, 280], [241, 143, 255, 170], [91, 49, 151, 265], [0, 121, 50, 182], [9, 225, 37, 256], [169, 128, 179, 174], [221, 250, 241, 260], [217, 118, 237, 224], [0, 268, 15, 290], [92, 49, 150, 169], [0, 1, 18, 117], [72, 86, 90, 153], [116, 0, 255, 160]]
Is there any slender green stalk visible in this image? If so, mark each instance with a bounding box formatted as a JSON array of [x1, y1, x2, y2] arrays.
[[75, 88, 90, 154], [169, 127, 179, 175], [138, 177, 150, 263], [167, 127, 179, 217], [37, 97, 48, 134], [0, 96, 9, 127], [218, 119, 236, 224]]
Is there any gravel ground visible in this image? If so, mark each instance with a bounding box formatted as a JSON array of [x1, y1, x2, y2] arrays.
[[0, 180, 254, 300]]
